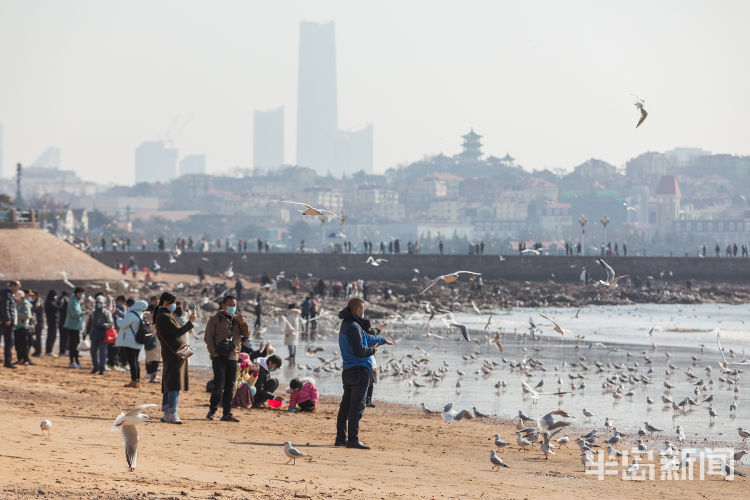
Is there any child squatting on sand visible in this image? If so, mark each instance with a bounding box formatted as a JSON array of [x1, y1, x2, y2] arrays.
[[287, 377, 319, 412]]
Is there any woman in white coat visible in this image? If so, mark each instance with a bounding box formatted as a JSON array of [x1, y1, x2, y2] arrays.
[[115, 300, 147, 388], [283, 303, 302, 360]]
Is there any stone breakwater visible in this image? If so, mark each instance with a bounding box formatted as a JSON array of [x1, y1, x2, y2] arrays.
[[94, 251, 750, 284]]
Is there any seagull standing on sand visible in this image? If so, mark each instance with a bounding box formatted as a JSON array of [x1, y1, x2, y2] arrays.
[[490, 450, 509, 470], [40, 420, 52, 436], [419, 271, 482, 295], [283, 441, 309, 465], [111, 404, 156, 471]]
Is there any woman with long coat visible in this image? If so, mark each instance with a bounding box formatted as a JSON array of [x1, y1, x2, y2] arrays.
[[283, 303, 302, 360], [43, 290, 59, 356], [154, 292, 195, 424]]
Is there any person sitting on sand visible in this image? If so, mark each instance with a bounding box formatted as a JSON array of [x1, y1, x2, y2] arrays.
[[252, 354, 283, 407], [287, 377, 319, 413], [231, 352, 258, 409]]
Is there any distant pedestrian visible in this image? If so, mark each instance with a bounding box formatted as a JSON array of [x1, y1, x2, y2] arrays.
[[64, 287, 87, 369], [1, 281, 21, 368], [43, 290, 60, 356]]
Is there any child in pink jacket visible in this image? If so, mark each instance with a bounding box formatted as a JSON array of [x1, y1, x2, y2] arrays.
[[288, 377, 319, 412]]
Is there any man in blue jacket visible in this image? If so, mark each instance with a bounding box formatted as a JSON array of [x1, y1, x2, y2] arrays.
[[335, 298, 391, 449]]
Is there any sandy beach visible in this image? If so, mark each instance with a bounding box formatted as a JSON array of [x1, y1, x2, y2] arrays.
[[0, 355, 746, 499]]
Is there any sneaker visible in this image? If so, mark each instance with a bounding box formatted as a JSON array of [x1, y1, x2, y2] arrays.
[[68, 362, 77, 368], [31, 353, 42, 358], [4, 364, 17, 370], [206, 410, 215, 421], [98, 370, 104, 375], [220, 414, 239, 422], [45, 353, 57, 357], [171, 414, 184, 424], [90, 368, 97, 374], [366, 403, 376, 408], [346, 440, 371, 450], [76, 363, 86, 369], [334, 439, 347, 447], [26, 360, 35, 366]]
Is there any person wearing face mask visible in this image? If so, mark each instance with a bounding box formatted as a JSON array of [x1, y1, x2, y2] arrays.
[[154, 292, 196, 424], [335, 298, 392, 450], [64, 287, 88, 369], [86, 295, 113, 375], [251, 354, 283, 407], [204, 295, 248, 422]]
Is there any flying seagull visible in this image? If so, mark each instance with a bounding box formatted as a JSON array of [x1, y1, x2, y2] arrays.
[[111, 404, 156, 471], [419, 271, 481, 295], [634, 97, 648, 128], [281, 201, 344, 222], [596, 258, 628, 289], [365, 256, 389, 267], [623, 202, 638, 213], [539, 314, 571, 335], [716, 332, 750, 370], [283, 441, 309, 465]]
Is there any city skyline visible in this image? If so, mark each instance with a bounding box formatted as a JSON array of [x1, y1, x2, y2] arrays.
[[1, 1, 749, 184]]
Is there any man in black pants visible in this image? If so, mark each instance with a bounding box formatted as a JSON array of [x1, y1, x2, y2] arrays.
[[1, 280, 21, 369], [335, 298, 391, 450], [204, 296, 248, 422]]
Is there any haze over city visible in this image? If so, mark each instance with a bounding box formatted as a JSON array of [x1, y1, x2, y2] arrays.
[[2, 0, 749, 184]]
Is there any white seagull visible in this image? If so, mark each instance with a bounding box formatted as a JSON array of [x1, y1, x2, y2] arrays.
[[40, 419, 52, 436], [716, 333, 750, 370], [419, 271, 481, 295], [634, 97, 648, 128], [283, 441, 309, 465], [281, 201, 344, 222], [596, 258, 628, 289], [490, 450, 509, 470], [111, 404, 156, 471], [365, 256, 388, 267], [539, 314, 572, 336]]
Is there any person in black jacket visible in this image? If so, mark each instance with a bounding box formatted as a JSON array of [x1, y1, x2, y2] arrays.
[[1, 280, 21, 369], [252, 354, 282, 407], [44, 290, 60, 356], [154, 292, 196, 424], [31, 293, 44, 357]]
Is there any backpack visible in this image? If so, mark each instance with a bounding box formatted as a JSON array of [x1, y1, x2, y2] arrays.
[[130, 315, 153, 345]]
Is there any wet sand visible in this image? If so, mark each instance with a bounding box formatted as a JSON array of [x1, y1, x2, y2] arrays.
[[0, 355, 746, 499]]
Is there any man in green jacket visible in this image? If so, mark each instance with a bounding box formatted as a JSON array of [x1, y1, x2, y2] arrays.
[[64, 287, 87, 369]]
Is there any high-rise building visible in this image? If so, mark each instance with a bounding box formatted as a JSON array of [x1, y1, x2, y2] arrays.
[[0, 123, 4, 178], [134, 141, 178, 184], [296, 21, 373, 176], [30, 147, 61, 169], [179, 154, 206, 176], [253, 106, 284, 169]]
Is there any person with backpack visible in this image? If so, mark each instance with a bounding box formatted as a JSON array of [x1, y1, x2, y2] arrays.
[[116, 300, 148, 388]]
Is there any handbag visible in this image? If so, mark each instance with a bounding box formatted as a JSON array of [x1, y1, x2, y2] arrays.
[[104, 328, 118, 344], [77, 337, 91, 351], [175, 344, 194, 361]]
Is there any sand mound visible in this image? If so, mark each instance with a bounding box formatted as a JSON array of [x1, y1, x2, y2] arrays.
[[0, 228, 123, 281]]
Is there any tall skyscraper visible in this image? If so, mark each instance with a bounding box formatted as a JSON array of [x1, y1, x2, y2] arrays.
[[179, 154, 206, 175], [296, 21, 338, 173], [30, 147, 61, 168], [0, 123, 4, 178], [296, 21, 373, 176], [134, 141, 178, 184], [253, 106, 284, 169]]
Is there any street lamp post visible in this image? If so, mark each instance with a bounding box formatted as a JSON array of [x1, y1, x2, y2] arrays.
[[578, 215, 588, 255], [600, 216, 610, 255]]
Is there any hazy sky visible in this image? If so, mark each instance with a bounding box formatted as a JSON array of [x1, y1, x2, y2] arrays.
[[1, 0, 749, 184]]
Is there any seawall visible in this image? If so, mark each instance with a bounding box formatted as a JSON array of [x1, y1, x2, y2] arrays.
[[91, 251, 750, 284]]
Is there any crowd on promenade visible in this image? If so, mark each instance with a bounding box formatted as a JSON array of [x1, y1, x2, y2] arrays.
[[1, 279, 388, 448]]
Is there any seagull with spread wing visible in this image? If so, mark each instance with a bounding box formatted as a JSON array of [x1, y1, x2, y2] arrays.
[[281, 201, 344, 222], [539, 314, 572, 336], [596, 258, 628, 289], [623, 201, 638, 213], [111, 404, 156, 471], [419, 270, 481, 295], [365, 256, 389, 267], [634, 97, 648, 128], [716, 332, 750, 370]]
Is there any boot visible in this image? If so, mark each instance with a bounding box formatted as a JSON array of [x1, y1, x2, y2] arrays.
[[124, 380, 140, 389]]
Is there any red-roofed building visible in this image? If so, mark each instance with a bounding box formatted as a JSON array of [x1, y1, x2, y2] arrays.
[[655, 175, 681, 196]]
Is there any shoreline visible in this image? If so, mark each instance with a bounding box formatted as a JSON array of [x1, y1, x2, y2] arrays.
[[1, 355, 747, 499]]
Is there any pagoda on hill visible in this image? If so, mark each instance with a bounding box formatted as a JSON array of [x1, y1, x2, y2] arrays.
[[457, 129, 483, 163]]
